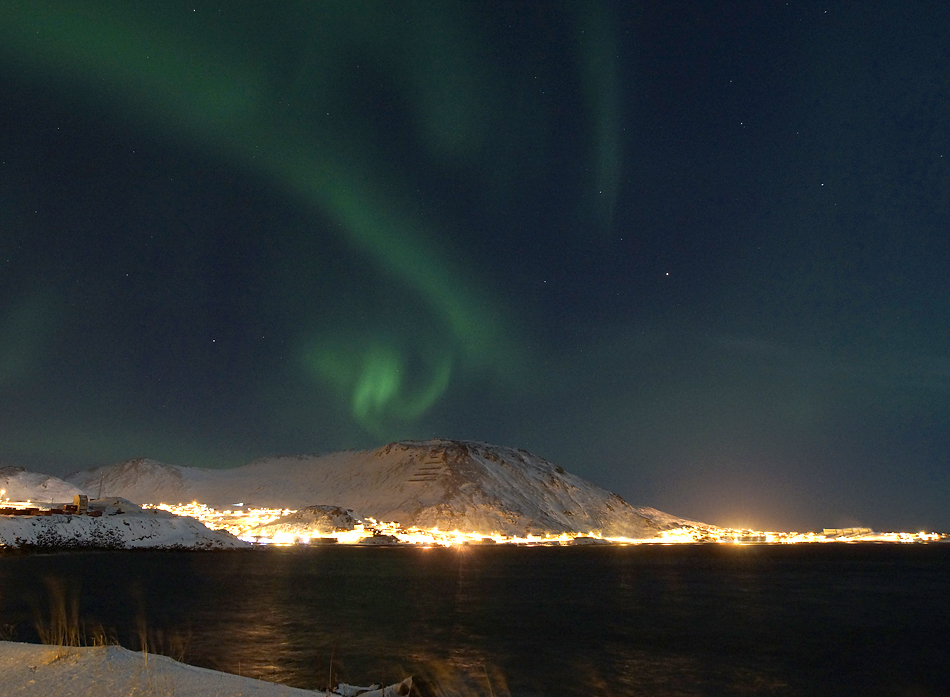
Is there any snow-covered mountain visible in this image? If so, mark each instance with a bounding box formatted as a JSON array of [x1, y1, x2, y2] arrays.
[[66, 439, 695, 538], [0, 466, 85, 504]]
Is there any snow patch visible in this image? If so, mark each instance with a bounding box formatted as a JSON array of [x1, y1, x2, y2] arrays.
[[0, 501, 247, 550]]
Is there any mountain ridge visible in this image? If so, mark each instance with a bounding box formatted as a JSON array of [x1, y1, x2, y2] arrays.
[[65, 439, 699, 538]]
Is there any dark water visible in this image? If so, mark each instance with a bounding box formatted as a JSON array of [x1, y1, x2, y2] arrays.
[[1, 544, 948, 696]]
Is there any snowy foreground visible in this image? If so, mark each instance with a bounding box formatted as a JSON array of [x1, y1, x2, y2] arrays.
[[0, 641, 414, 697]]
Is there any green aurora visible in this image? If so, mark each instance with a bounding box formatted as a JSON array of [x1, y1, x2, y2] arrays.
[[0, 1, 620, 436]]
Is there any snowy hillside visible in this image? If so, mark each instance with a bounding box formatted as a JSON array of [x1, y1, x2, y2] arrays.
[[67, 440, 695, 538], [0, 466, 247, 549], [0, 497, 248, 550], [0, 466, 85, 504], [0, 640, 409, 696], [248, 505, 366, 539]]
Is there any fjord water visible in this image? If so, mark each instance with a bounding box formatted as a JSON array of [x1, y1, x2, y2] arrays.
[[1, 545, 948, 696]]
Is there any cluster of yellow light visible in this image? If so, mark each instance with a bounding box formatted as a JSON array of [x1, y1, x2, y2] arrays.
[[391, 527, 582, 546], [0, 491, 36, 506], [142, 503, 607, 546], [144, 502, 294, 537], [241, 523, 587, 547], [816, 531, 943, 543], [144, 502, 947, 546], [638, 527, 948, 545]]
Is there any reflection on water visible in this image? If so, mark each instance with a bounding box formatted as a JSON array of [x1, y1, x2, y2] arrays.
[[0, 545, 949, 696]]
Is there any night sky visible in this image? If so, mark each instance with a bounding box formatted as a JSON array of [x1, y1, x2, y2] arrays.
[[2, 2, 949, 532]]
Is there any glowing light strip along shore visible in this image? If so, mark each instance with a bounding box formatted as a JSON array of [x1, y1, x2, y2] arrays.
[[143, 503, 947, 546]]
